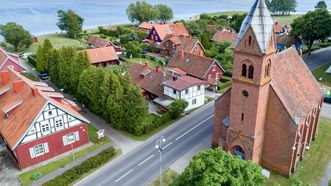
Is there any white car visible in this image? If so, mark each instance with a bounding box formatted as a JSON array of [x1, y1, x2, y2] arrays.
[[19, 51, 33, 59]]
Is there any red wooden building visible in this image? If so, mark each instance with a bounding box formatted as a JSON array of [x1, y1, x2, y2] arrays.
[[167, 51, 225, 90], [0, 48, 26, 72], [0, 68, 89, 169]]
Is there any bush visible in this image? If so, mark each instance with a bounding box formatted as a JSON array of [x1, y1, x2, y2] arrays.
[[27, 55, 37, 66], [31, 172, 43, 181], [328, 179, 331, 186], [142, 113, 171, 134], [320, 41, 331, 48], [43, 147, 116, 186], [20, 72, 40, 81], [168, 100, 188, 119]]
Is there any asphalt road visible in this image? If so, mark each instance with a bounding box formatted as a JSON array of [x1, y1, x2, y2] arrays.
[[76, 102, 215, 186], [303, 46, 331, 70]]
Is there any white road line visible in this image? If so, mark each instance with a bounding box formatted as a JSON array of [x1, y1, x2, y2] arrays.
[[175, 114, 214, 141], [163, 142, 173, 149], [114, 169, 134, 183], [138, 154, 154, 166]]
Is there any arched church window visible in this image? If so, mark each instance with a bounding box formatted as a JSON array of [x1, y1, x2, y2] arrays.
[[234, 145, 245, 159], [267, 61, 271, 76], [248, 65, 254, 79], [242, 64, 247, 77], [248, 36, 252, 46]]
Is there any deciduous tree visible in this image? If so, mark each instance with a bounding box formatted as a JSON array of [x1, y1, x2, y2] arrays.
[[155, 4, 174, 23], [168, 99, 188, 119], [291, 9, 331, 55], [315, 1, 327, 9], [56, 10, 84, 38], [0, 22, 32, 51], [126, 1, 157, 23], [170, 148, 266, 186]]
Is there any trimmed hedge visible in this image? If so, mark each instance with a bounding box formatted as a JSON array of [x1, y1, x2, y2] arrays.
[[42, 147, 116, 186], [27, 55, 37, 66], [142, 113, 171, 134]]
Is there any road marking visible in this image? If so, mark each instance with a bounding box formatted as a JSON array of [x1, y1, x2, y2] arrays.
[[138, 154, 154, 166], [114, 169, 134, 183], [163, 142, 173, 149], [175, 114, 214, 141]]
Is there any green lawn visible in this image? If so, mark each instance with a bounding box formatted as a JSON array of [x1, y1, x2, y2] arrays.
[[207, 11, 302, 25], [149, 168, 178, 186], [18, 125, 111, 186], [313, 62, 331, 88], [267, 117, 331, 185], [123, 57, 165, 68]]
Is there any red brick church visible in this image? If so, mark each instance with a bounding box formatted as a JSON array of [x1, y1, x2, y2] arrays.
[[212, 0, 324, 176]]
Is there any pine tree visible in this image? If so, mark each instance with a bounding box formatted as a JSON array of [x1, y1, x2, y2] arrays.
[[70, 52, 90, 95], [48, 49, 61, 85], [36, 45, 45, 72], [58, 47, 76, 92]]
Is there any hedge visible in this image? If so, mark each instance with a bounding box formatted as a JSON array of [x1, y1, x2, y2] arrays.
[[27, 55, 37, 66], [42, 147, 116, 186], [142, 113, 171, 134]]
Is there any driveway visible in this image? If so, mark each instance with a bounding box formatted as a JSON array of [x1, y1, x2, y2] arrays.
[[0, 151, 20, 186]]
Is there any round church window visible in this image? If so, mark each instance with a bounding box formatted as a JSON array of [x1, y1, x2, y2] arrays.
[[242, 90, 249, 97]]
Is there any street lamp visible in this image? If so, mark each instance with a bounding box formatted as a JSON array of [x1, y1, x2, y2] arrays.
[[155, 136, 166, 186]]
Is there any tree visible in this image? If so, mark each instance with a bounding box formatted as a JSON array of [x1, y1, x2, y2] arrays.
[[48, 49, 61, 84], [268, 0, 297, 15], [125, 41, 143, 57], [315, 1, 327, 9], [0, 22, 32, 51], [155, 4, 173, 23], [230, 13, 247, 33], [199, 32, 212, 50], [168, 99, 188, 119], [36, 39, 53, 72], [70, 52, 90, 95], [56, 10, 84, 38], [126, 1, 157, 23], [170, 148, 266, 186], [291, 8, 331, 55]]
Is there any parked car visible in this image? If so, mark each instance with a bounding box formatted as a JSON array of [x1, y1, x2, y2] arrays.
[[38, 73, 49, 80], [19, 52, 33, 59], [324, 97, 331, 104]]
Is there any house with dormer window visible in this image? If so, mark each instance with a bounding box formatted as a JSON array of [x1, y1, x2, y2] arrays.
[[0, 68, 89, 169]]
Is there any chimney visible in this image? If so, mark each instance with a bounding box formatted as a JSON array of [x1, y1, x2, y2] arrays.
[[32, 87, 39, 97], [173, 76, 177, 81], [156, 66, 162, 73], [13, 80, 24, 93], [179, 50, 184, 58], [144, 62, 150, 68], [1, 71, 10, 85], [199, 50, 204, 57]]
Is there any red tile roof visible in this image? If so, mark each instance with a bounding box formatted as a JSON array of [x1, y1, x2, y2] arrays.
[[272, 48, 322, 122], [84, 47, 119, 64], [159, 35, 204, 54], [128, 63, 172, 97], [166, 67, 188, 75], [163, 76, 207, 91], [274, 22, 284, 33], [167, 51, 224, 79], [211, 30, 238, 46], [0, 68, 89, 150], [88, 36, 114, 48], [0, 48, 26, 71], [152, 23, 190, 41], [139, 22, 159, 30], [275, 34, 296, 46]]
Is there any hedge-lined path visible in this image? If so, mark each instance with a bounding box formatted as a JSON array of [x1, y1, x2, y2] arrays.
[[31, 143, 113, 186]]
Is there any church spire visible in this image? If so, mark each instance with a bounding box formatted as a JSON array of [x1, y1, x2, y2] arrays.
[[234, 0, 274, 54]]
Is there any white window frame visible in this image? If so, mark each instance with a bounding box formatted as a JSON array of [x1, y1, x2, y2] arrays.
[[213, 64, 216, 71], [40, 121, 50, 135], [216, 72, 219, 79], [29, 143, 49, 158], [55, 117, 64, 130], [192, 99, 197, 105], [63, 131, 80, 146]]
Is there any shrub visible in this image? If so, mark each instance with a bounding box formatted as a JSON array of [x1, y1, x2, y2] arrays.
[[31, 172, 43, 181], [168, 100, 188, 119], [20, 72, 40, 81], [27, 55, 37, 66], [43, 147, 116, 186]]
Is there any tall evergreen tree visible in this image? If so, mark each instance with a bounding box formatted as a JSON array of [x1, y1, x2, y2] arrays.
[[58, 47, 76, 91], [70, 52, 90, 95], [36, 39, 53, 72], [48, 49, 61, 85]]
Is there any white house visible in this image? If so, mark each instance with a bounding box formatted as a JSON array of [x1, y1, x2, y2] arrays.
[[162, 76, 207, 111]]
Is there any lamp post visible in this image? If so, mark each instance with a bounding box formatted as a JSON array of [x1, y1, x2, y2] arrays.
[[155, 136, 166, 186]]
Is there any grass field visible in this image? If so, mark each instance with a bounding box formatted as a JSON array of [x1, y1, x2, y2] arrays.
[[266, 117, 331, 185], [207, 11, 302, 25], [18, 125, 111, 186], [313, 62, 331, 88], [149, 168, 178, 186]]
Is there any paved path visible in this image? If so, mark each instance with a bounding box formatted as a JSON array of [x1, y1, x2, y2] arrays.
[[76, 101, 215, 186], [31, 143, 113, 186], [303, 46, 331, 71]]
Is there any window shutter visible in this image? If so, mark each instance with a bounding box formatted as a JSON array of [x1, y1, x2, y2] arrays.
[[44, 143, 49, 153], [29, 147, 35, 158], [63, 135, 68, 146], [75, 131, 80, 141]]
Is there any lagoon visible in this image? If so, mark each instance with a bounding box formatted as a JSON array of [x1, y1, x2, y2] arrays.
[[0, 0, 330, 35]]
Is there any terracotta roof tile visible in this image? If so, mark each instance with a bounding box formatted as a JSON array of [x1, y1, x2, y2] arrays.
[[212, 30, 238, 46], [274, 22, 284, 33], [163, 76, 207, 91], [153, 23, 190, 41], [275, 34, 296, 46], [0, 68, 89, 150], [88, 36, 113, 48], [272, 48, 322, 122], [139, 22, 159, 30], [128, 63, 172, 97], [167, 52, 223, 79], [159, 35, 203, 53], [84, 47, 119, 64], [0, 48, 26, 71]]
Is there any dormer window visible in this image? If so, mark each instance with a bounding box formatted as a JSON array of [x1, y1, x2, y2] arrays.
[[2, 99, 23, 119], [0, 86, 10, 96]]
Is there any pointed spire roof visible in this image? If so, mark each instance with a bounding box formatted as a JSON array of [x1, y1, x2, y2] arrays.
[[234, 0, 274, 54]]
